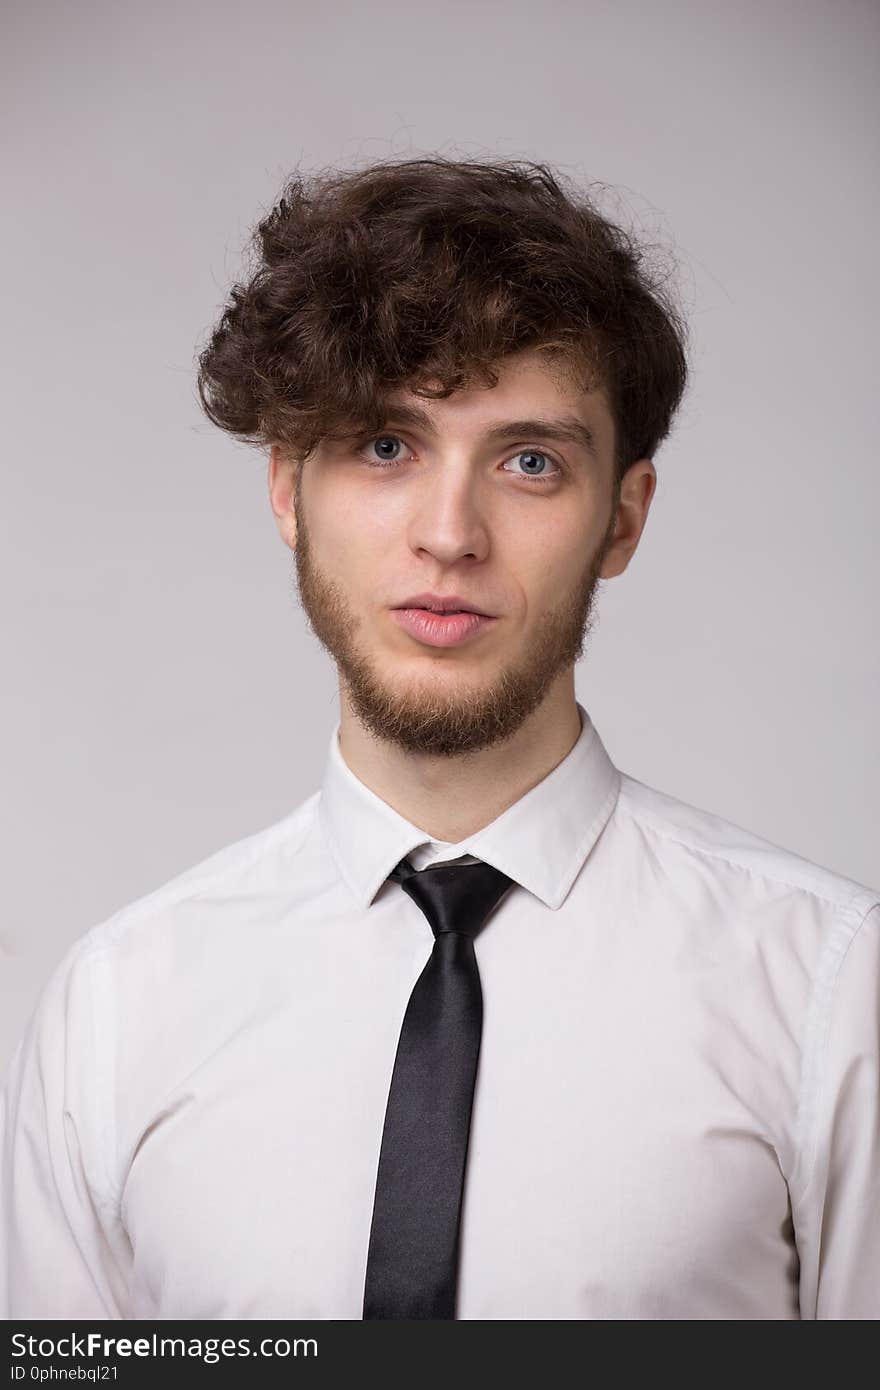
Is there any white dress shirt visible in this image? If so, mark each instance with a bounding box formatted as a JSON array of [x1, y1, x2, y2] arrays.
[[2, 701, 878, 1320]]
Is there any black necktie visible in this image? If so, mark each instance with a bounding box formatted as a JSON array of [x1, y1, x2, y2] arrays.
[[362, 854, 516, 1319]]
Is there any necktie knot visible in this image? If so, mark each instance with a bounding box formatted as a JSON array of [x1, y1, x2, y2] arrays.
[[388, 856, 515, 940]]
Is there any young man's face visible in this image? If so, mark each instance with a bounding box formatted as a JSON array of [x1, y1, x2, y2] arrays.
[[269, 348, 656, 757]]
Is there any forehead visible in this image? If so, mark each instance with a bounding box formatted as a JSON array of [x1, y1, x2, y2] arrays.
[[385, 348, 603, 410], [377, 349, 613, 462]]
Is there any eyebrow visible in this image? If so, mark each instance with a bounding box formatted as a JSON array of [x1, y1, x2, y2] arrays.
[[372, 401, 601, 463]]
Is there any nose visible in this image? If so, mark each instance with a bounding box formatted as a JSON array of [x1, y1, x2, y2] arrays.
[[405, 466, 491, 566]]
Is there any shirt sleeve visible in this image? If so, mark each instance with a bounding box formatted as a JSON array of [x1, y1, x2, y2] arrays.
[[0, 937, 128, 1318], [793, 898, 880, 1318]]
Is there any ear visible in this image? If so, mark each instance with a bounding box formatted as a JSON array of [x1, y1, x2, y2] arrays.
[[599, 459, 657, 579], [268, 444, 299, 551]]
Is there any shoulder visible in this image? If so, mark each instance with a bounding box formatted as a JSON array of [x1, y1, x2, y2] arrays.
[[63, 791, 321, 970], [614, 771, 878, 921]]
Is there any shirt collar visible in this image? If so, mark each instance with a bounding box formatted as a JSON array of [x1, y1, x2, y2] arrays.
[[317, 700, 621, 911]]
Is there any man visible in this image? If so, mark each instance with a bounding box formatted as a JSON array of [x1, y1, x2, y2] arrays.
[[1, 157, 878, 1320]]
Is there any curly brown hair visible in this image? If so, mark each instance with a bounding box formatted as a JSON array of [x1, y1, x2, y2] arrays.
[[196, 156, 689, 488]]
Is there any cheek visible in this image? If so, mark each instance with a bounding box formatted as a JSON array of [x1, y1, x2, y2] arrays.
[[515, 515, 587, 591], [311, 498, 390, 585], [316, 481, 411, 556]]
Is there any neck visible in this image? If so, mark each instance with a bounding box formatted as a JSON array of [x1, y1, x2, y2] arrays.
[[336, 669, 583, 843]]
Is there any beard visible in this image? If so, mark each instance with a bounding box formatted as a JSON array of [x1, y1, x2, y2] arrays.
[[291, 469, 618, 759]]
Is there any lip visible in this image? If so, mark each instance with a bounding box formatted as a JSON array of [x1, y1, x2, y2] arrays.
[[395, 592, 493, 617], [390, 608, 498, 648]]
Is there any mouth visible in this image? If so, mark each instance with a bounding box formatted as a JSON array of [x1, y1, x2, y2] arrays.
[[390, 607, 498, 649], [393, 593, 494, 618]]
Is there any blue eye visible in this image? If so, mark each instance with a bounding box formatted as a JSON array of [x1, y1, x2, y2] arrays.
[[502, 450, 561, 484], [362, 436, 408, 465], [356, 436, 562, 485]]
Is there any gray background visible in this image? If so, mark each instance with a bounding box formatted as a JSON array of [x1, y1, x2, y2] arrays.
[[2, 0, 878, 1069]]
